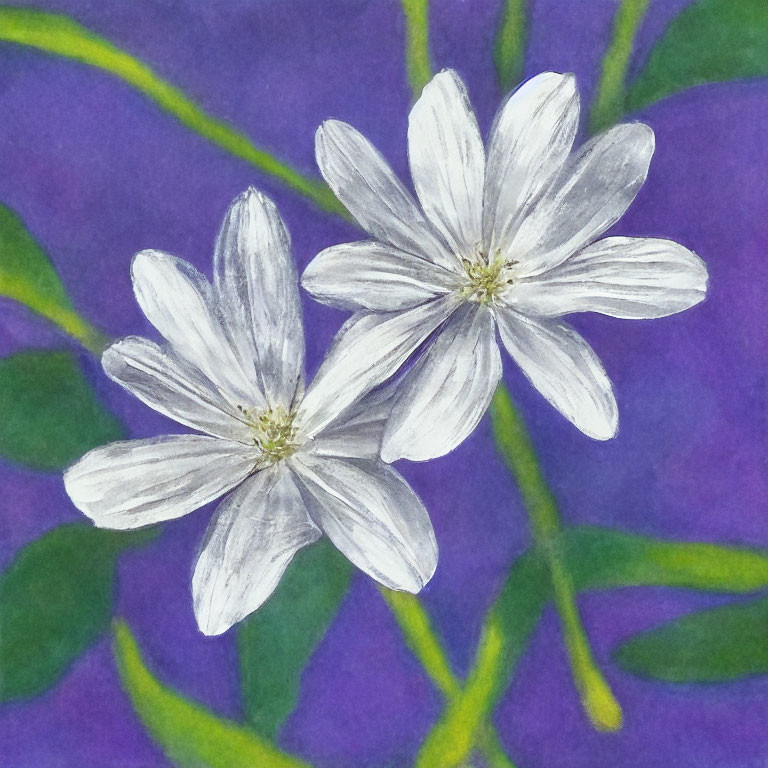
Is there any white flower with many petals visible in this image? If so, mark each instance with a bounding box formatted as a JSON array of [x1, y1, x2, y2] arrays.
[[302, 70, 708, 461], [64, 188, 437, 636]]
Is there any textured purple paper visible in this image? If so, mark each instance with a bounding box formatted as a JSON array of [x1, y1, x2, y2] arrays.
[[0, 1, 766, 766]]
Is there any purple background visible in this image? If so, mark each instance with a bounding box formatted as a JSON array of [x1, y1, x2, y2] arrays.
[[1, 1, 767, 765]]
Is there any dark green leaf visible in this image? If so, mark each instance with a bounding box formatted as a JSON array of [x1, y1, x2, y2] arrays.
[[0, 350, 122, 470], [613, 597, 768, 682], [237, 538, 352, 738], [0, 523, 155, 702], [113, 620, 309, 768], [626, 0, 768, 112]]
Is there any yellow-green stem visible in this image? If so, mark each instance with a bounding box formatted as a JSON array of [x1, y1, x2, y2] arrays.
[[413, 610, 509, 768], [490, 385, 622, 731], [401, 0, 433, 98], [0, 6, 346, 217], [589, 0, 650, 134], [380, 589, 516, 768], [44, 306, 108, 356], [494, 0, 529, 91], [2, 273, 109, 355]]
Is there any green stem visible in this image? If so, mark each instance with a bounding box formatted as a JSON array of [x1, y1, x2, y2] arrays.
[[489, 385, 622, 732], [380, 589, 517, 768], [494, 0, 529, 92], [589, 0, 650, 134], [37, 304, 108, 356], [413, 608, 514, 768], [401, 0, 433, 98], [0, 6, 345, 217], [2, 273, 109, 355]]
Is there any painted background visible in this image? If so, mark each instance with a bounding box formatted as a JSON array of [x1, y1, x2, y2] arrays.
[[0, 1, 766, 766]]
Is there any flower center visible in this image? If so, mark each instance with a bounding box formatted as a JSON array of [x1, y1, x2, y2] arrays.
[[237, 405, 299, 465], [459, 249, 512, 305]]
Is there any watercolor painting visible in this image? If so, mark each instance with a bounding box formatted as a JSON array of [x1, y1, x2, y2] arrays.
[[0, 1, 766, 766]]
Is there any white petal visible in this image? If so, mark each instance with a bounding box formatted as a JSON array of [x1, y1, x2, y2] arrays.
[[63, 435, 255, 529], [192, 466, 321, 636], [131, 249, 260, 407], [484, 72, 579, 255], [302, 240, 458, 312], [510, 122, 655, 277], [103, 337, 251, 442], [381, 305, 501, 462], [315, 120, 457, 271], [408, 69, 485, 258], [310, 383, 398, 460], [495, 309, 617, 439], [291, 455, 437, 592], [213, 188, 305, 408], [298, 295, 459, 437], [507, 237, 708, 319]]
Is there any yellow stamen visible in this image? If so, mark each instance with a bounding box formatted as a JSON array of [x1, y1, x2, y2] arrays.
[[459, 249, 513, 305], [237, 405, 299, 464]]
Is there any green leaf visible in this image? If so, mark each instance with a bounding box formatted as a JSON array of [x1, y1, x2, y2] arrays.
[[0, 524, 155, 702], [626, 0, 768, 112], [113, 620, 309, 768], [237, 538, 352, 739], [0, 350, 122, 470], [0, 203, 105, 351], [0, 6, 343, 216], [613, 597, 768, 682], [566, 525, 768, 594]]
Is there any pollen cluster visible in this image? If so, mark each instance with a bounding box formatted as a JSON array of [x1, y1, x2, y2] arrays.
[[459, 249, 512, 305], [238, 405, 300, 464]]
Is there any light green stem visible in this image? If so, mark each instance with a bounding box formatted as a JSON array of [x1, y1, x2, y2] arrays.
[[589, 0, 650, 134], [489, 386, 622, 731], [43, 308, 107, 356], [2, 273, 108, 354], [494, 0, 529, 91], [401, 0, 433, 98], [380, 588, 516, 768], [0, 6, 345, 217]]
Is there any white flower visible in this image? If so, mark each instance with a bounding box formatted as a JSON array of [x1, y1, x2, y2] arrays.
[[301, 70, 708, 462], [64, 188, 437, 636]]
